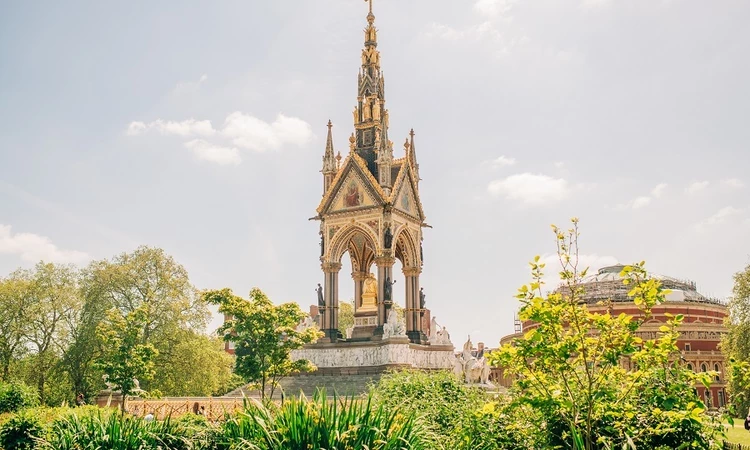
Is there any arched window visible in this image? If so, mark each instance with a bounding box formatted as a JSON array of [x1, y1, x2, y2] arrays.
[[701, 363, 707, 373], [687, 363, 693, 371], [714, 363, 721, 382]]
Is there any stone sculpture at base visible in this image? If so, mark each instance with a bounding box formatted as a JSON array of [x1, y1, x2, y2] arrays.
[[453, 337, 493, 386], [428, 317, 453, 346], [382, 308, 407, 339]]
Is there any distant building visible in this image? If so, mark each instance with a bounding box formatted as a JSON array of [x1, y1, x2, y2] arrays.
[[494, 264, 728, 408]]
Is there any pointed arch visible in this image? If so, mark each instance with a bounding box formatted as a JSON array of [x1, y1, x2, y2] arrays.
[[393, 225, 419, 269], [328, 224, 379, 270]]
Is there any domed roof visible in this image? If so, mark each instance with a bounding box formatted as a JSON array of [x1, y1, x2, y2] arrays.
[[565, 265, 722, 305]]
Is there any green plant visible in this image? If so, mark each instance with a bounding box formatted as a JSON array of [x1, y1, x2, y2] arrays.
[[203, 288, 323, 400], [0, 382, 39, 414], [488, 219, 724, 450], [370, 369, 483, 449], [0, 409, 46, 450], [43, 410, 190, 450], [217, 390, 427, 450]]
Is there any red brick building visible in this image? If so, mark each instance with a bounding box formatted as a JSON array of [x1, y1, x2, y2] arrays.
[[495, 265, 728, 408]]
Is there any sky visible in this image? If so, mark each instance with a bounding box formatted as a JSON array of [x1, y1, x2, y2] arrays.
[[1, 0, 749, 347]]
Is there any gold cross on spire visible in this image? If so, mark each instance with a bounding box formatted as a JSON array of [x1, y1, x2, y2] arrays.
[[365, 0, 373, 14]]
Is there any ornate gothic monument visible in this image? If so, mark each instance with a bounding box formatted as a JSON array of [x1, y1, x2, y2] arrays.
[[290, 1, 455, 382], [313, 1, 427, 345]]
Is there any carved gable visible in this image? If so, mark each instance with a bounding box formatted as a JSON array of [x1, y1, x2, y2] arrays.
[[391, 165, 424, 221], [330, 172, 378, 213], [318, 155, 385, 216]]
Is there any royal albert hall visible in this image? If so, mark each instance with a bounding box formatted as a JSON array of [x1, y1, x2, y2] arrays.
[[495, 264, 729, 409]]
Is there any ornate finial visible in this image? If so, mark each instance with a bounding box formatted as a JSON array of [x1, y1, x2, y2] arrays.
[[404, 138, 410, 151], [365, 0, 374, 16], [409, 128, 415, 138], [336, 151, 342, 163], [349, 133, 356, 152], [327, 119, 333, 130]]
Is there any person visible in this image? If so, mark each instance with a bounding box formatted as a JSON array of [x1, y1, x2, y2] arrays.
[[745, 407, 750, 431], [75, 393, 86, 407]]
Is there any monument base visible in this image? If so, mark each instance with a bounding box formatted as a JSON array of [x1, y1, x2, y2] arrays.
[[291, 339, 455, 372]]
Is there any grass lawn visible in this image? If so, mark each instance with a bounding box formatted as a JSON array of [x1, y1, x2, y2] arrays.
[[725, 419, 750, 445]]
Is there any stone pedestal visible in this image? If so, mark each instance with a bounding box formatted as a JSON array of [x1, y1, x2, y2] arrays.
[[291, 339, 455, 372], [351, 312, 378, 340]]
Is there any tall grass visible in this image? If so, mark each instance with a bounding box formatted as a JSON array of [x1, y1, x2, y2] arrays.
[[218, 390, 428, 450], [41, 411, 192, 450]]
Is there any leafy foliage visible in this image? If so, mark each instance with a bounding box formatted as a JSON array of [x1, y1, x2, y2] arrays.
[[0, 382, 39, 414], [370, 369, 483, 449], [0, 409, 46, 450], [95, 307, 158, 410], [203, 288, 322, 400], [488, 219, 723, 450], [723, 264, 750, 417]]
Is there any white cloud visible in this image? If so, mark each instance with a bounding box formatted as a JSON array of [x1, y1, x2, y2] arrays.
[[474, 0, 516, 18], [172, 74, 208, 95], [126, 119, 216, 137], [487, 173, 570, 205], [616, 183, 667, 210], [651, 183, 668, 198], [554, 161, 565, 169], [0, 224, 90, 264], [686, 181, 709, 194], [184, 140, 241, 166], [722, 178, 745, 189], [695, 206, 744, 231], [221, 112, 313, 152], [486, 155, 516, 168]]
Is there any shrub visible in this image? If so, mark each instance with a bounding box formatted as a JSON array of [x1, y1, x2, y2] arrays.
[[0, 382, 39, 414], [218, 390, 427, 450], [0, 409, 46, 450], [370, 369, 484, 449]]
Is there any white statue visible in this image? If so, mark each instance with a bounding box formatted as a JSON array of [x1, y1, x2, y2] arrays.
[[452, 336, 494, 386], [429, 317, 453, 346], [383, 308, 406, 339], [296, 316, 316, 333], [346, 326, 354, 339]]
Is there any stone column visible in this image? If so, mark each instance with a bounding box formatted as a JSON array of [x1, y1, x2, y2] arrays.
[[403, 267, 424, 344], [321, 262, 342, 341], [374, 256, 395, 336]]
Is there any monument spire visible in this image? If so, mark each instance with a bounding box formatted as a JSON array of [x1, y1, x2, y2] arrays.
[[409, 128, 420, 185], [321, 120, 337, 194]]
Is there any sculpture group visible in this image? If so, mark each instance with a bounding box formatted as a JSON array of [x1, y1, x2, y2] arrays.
[[453, 337, 492, 386]]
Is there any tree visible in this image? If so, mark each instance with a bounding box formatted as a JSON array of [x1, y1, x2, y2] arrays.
[[148, 330, 235, 396], [95, 307, 158, 411], [0, 273, 33, 382], [488, 219, 722, 450], [339, 300, 355, 332], [24, 263, 81, 404], [203, 288, 322, 400], [723, 263, 750, 417], [82, 246, 208, 393]]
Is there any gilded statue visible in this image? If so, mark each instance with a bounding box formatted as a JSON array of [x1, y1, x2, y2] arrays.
[[362, 98, 371, 120], [361, 50, 368, 66], [372, 100, 381, 121], [361, 274, 378, 311], [384, 110, 389, 127], [353, 107, 359, 124]]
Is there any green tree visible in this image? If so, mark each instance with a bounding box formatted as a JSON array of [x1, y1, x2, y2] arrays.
[[25, 263, 81, 404], [149, 330, 235, 396], [81, 246, 208, 394], [339, 300, 354, 332], [488, 219, 722, 450], [203, 288, 322, 400], [96, 306, 158, 411], [723, 263, 750, 417], [0, 273, 33, 381]]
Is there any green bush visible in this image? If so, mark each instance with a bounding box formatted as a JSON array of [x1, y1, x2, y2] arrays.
[[218, 390, 427, 450], [0, 382, 39, 414], [458, 398, 546, 450], [0, 409, 46, 450], [370, 369, 484, 449]]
